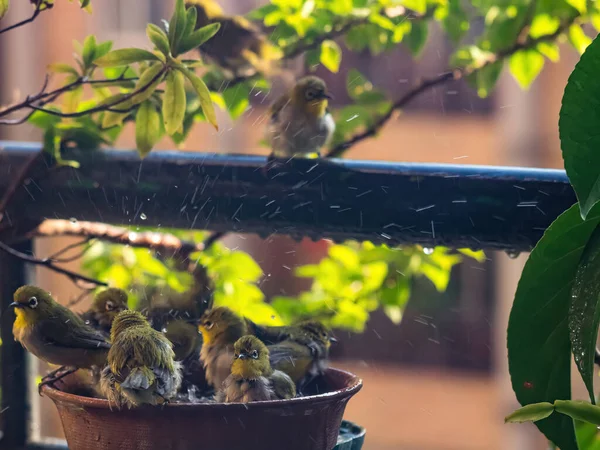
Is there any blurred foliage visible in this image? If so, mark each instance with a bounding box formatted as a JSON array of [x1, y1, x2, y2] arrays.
[[83, 233, 483, 331]]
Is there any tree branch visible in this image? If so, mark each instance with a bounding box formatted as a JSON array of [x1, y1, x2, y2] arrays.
[[30, 220, 209, 257], [0, 75, 139, 125], [326, 15, 581, 158], [0, 240, 107, 287], [0, 0, 49, 35]]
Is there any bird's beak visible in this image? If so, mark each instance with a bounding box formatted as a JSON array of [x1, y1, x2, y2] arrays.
[[9, 302, 22, 309], [329, 336, 338, 344], [322, 92, 333, 100], [238, 352, 247, 360]]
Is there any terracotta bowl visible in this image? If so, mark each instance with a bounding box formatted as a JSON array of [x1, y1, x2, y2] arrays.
[[42, 368, 362, 450]]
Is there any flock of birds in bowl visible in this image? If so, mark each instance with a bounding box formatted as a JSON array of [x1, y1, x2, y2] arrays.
[[9, 285, 336, 409]]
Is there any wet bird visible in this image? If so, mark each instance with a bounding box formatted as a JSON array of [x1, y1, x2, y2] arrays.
[[198, 306, 254, 389], [266, 76, 335, 159], [266, 320, 335, 392], [217, 335, 296, 403], [80, 287, 128, 336], [100, 310, 182, 409], [10, 285, 111, 390], [185, 0, 281, 79]]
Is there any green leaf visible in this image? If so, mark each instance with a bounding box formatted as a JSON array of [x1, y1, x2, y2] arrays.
[[95, 41, 113, 60], [474, 60, 503, 98], [509, 50, 544, 89], [177, 23, 221, 55], [183, 6, 197, 38], [575, 420, 600, 450], [565, 0, 587, 14], [568, 25, 592, 55], [560, 35, 600, 219], [180, 67, 218, 130], [504, 403, 555, 423], [28, 108, 62, 129], [47, 63, 79, 76], [0, 0, 10, 21], [437, 0, 469, 44], [147, 24, 171, 56], [537, 42, 560, 62], [555, 400, 600, 426], [100, 94, 132, 128], [131, 62, 165, 104], [94, 48, 159, 67], [592, 14, 600, 33], [457, 249, 486, 263], [82, 35, 96, 69], [163, 69, 186, 135], [404, 21, 428, 56], [569, 224, 600, 403], [223, 83, 250, 120], [320, 40, 342, 73], [168, 0, 187, 55], [401, 0, 426, 14], [135, 101, 162, 158], [508, 203, 600, 450]]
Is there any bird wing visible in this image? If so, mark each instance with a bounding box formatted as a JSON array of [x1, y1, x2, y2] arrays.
[[269, 95, 290, 124], [270, 370, 296, 399], [37, 314, 110, 350], [109, 329, 175, 377], [268, 341, 312, 383]]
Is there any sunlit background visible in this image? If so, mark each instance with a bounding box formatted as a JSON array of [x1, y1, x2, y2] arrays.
[[0, 1, 591, 449]]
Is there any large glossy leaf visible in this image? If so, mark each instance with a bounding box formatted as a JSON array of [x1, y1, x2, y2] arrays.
[[560, 35, 600, 219], [569, 224, 600, 403], [505, 402, 555, 423], [131, 63, 165, 105], [178, 23, 221, 55], [555, 401, 600, 426], [508, 203, 600, 450]]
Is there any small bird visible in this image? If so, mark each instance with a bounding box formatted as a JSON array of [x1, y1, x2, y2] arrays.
[[100, 310, 182, 409], [163, 318, 208, 394], [266, 76, 336, 159], [216, 335, 296, 403], [185, 0, 281, 79], [198, 306, 253, 389], [267, 320, 335, 392], [10, 285, 110, 389], [80, 287, 128, 336]]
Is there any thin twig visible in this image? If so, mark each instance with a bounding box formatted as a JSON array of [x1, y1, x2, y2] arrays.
[[0, 0, 48, 35], [0, 240, 107, 287], [326, 14, 581, 158]]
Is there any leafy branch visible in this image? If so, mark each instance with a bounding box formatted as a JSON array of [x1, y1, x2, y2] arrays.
[[0, 0, 50, 35], [326, 13, 582, 158]]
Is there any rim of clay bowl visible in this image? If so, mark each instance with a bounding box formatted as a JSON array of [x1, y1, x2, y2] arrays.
[[41, 367, 363, 410]]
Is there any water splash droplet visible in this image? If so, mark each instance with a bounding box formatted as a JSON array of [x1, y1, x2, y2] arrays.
[[506, 250, 520, 259], [140, 213, 147, 220], [423, 247, 434, 255]]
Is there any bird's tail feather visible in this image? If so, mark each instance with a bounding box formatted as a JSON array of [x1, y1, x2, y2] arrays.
[[120, 366, 155, 391]]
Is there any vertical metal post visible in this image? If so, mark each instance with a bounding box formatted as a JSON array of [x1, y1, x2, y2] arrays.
[[0, 241, 31, 449]]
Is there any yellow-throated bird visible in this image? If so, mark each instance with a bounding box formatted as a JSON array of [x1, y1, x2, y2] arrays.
[[100, 310, 182, 409], [216, 335, 296, 403], [80, 287, 128, 336], [198, 306, 255, 389], [266, 76, 335, 159], [186, 0, 281, 78], [266, 320, 335, 393], [11, 285, 110, 389]]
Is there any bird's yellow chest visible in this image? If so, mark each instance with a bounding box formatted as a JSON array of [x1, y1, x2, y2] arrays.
[[304, 100, 327, 118], [13, 309, 33, 340]]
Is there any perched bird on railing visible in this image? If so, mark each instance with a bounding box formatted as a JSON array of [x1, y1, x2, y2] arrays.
[[185, 0, 281, 79], [198, 306, 253, 389], [80, 287, 128, 336], [10, 285, 111, 391], [266, 320, 335, 392], [100, 310, 182, 409], [266, 76, 335, 159], [216, 335, 296, 403]]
